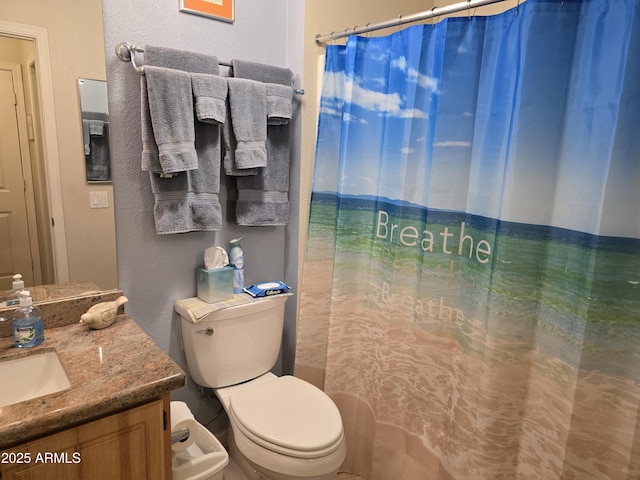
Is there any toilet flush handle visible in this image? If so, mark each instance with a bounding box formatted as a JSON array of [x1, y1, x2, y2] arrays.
[[196, 327, 214, 336]]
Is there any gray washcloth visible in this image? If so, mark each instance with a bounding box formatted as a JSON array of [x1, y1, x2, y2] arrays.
[[266, 84, 293, 125], [227, 78, 267, 169], [145, 65, 197, 174], [230, 60, 293, 226], [191, 73, 228, 124]]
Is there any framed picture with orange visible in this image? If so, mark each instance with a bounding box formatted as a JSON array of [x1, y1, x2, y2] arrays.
[[180, 0, 234, 23]]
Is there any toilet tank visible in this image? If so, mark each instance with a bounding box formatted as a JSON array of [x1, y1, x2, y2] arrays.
[[178, 295, 289, 388]]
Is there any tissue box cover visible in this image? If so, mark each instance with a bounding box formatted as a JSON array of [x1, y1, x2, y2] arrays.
[[197, 266, 233, 303]]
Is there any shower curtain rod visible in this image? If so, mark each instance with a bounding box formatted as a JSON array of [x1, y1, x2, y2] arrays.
[[114, 42, 304, 95], [315, 0, 508, 45]]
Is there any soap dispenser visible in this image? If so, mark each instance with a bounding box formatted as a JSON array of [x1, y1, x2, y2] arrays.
[[6, 274, 25, 306], [13, 290, 44, 348]]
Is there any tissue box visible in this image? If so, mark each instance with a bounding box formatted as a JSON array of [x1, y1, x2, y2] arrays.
[[197, 266, 233, 303]]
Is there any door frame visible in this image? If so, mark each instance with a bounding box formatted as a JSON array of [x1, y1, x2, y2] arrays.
[[0, 20, 69, 283]]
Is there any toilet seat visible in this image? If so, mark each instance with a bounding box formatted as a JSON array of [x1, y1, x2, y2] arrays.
[[229, 375, 344, 459]]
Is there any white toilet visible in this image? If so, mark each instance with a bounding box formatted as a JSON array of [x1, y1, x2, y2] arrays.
[[177, 295, 346, 480]]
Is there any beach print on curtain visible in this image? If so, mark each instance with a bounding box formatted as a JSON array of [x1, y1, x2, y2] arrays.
[[295, 0, 640, 479]]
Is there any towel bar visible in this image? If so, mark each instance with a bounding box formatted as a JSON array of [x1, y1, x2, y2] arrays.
[[115, 42, 304, 95]]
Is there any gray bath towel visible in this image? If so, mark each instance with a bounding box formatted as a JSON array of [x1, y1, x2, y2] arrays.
[[191, 73, 228, 124], [234, 125, 290, 226], [227, 78, 267, 169], [151, 120, 222, 234], [145, 65, 197, 174], [230, 60, 294, 226], [142, 46, 223, 234], [144, 45, 219, 75]]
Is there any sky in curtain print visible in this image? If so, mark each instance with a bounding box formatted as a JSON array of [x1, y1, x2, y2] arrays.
[[313, 1, 640, 239]]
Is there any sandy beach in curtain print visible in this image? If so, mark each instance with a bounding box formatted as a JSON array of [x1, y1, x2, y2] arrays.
[[298, 194, 640, 480]]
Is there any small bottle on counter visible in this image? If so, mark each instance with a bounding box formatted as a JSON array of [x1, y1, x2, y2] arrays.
[[13, 290, 45, 348], [229, 237, 245, 294], [6, 273, 25, 307]]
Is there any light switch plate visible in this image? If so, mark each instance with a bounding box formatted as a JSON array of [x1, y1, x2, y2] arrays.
[[90, 191, 109, 209]]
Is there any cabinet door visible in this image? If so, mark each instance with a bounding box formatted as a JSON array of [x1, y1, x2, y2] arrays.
[[0, 400, 165, 480]]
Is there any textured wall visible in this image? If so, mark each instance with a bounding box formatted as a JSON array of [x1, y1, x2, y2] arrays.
[[101, 0, 303, 427]]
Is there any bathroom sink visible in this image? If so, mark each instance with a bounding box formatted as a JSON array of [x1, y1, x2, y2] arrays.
[[0, 350, 71, 407]]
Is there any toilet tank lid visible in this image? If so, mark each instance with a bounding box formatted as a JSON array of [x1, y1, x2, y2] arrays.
[[229, 376, 343, 452]]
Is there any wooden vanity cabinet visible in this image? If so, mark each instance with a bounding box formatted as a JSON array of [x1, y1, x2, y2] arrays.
[[0, 397, 171, 480]]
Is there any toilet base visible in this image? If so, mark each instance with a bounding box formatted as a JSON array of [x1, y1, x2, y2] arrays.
[[221, 456, 253, 480], [226, 430, 264, 479]]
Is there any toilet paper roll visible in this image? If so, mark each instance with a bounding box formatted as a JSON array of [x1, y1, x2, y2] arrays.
[[170, 401, 199, 452]]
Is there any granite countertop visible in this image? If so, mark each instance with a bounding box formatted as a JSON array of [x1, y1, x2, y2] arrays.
[[0, 315, 186, 447]]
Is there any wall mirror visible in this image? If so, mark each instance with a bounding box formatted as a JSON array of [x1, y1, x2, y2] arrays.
[[78, 78, 111, 182], [0, 0, 118, 297]]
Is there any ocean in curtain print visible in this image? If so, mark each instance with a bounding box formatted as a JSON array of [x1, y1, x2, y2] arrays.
[[310, 192, 640, 479]]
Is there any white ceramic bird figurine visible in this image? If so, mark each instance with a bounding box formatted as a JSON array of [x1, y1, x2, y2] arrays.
[[79, 296, 128, 330]]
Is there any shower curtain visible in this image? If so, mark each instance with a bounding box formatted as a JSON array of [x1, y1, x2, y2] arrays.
[[295, 0, 640, 478]]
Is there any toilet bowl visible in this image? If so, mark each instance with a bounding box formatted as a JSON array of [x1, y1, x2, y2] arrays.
[[215, 373, 346, 480], [176, 295, 346, 480]]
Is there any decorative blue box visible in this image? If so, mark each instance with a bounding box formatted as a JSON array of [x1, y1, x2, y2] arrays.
[[196, 266, 233, 303]]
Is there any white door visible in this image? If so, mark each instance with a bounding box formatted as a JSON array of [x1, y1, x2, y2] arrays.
[[0, 65, 38, 290]]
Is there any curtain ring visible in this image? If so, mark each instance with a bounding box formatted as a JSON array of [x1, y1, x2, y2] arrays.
[[516, 0, 520, 16], [397, 14, 403, 33], [467, 0, 472, 20]]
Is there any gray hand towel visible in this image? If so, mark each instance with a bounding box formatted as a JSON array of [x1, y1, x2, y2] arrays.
[[222, 106, 260, 177], [141, 45, 219, 174], [145, 65, 198, 174], [191, 73, 228, 124], [266, 84, 293, 125], [140, 75, 162, 173], [230, 60, 294, 226], [227, 78, 267, 170]]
